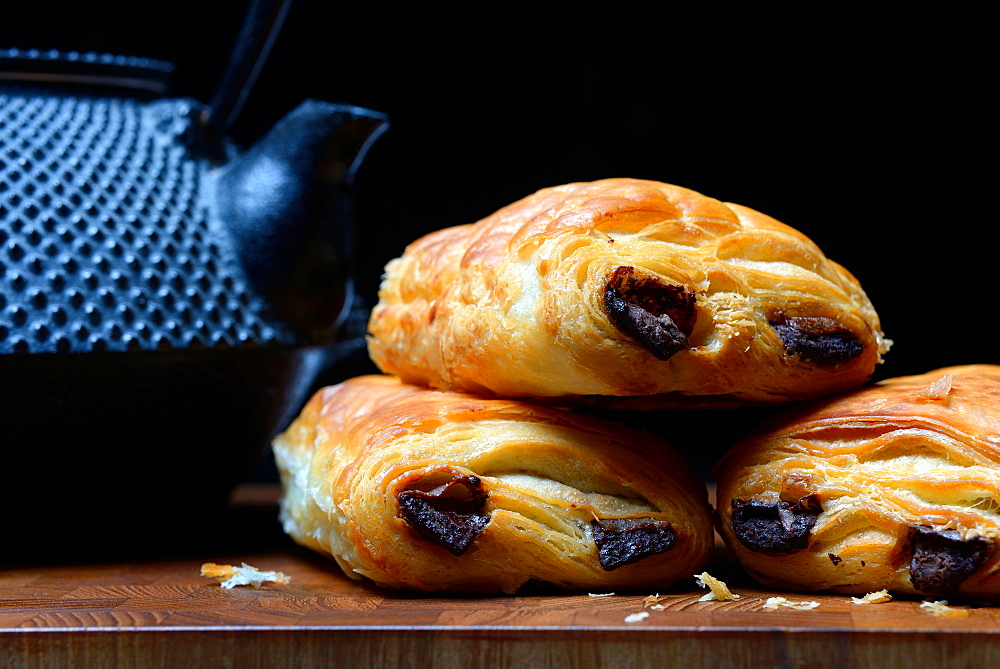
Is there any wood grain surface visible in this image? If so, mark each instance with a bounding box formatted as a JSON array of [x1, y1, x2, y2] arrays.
[[3, 485, 999, 668]]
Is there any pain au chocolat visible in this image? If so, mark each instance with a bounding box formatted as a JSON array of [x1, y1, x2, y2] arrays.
[[367, 178, 890, 407], [272, 374, 714, 594], [714, 365, 1000, 600]]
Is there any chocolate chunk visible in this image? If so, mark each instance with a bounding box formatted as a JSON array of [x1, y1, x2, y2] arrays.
[[828, 553, 843, 566], [769, 313, 864, 364], [908, 526, 991, 594], [730, 495, 822, 555], [397, 475, 490, 555], [602, 266, 696, 361], [590, 517, 676, 570]]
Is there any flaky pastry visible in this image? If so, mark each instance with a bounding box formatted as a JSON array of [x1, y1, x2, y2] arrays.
[[272, 374, 714, 594], [367, 178, 889, 406], [714, 364, 1000, 600]]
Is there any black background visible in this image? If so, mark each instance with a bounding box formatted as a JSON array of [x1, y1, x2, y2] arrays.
[[4, 1, 996, 383]]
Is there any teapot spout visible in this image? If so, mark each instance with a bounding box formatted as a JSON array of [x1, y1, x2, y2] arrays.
[[213, 100, 388, 342]]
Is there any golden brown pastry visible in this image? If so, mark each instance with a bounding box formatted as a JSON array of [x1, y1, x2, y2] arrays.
[[368, 178, 890, 407], [714, 364, 1000, 600], [273, 374, 714, 594]]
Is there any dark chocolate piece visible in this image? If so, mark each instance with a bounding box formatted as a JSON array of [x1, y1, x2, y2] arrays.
[[590, 517, 676, 570], [397, 475, 490, 555], [730, 495, 822, 555], [602, 266, 696, 361], [908, 526, 991, 594], [828, 553, 843, 566], [769, 313, 863, 364]]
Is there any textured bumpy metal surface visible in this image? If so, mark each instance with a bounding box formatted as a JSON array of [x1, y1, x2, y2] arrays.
[[0, 90, 294, 354]]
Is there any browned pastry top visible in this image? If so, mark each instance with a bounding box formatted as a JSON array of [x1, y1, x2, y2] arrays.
[[741, 364, 1000, 443], [368, 178, 890, 406]]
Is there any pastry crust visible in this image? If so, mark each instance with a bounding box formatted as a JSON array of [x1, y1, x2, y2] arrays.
[[273, 374, 714, 594], [367, 178, 889, 406], [714, 364, 1000, 600]]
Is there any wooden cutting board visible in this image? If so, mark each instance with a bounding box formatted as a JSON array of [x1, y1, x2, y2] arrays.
[[3, 485, 999, 668]]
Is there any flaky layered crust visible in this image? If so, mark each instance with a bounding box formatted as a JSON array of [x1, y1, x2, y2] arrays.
[[714, 364, 1000, 600], [367, 178, 889, 406], [273, 374, 714, 594]]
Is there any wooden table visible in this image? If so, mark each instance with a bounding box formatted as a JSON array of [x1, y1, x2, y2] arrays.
[[4, 485, 999, 668]]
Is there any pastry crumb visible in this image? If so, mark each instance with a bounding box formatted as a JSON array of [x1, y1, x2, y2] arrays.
[[762, 596, 820, 610], [924, 374, 953, 399], [695, 572, 740, 601], [919, 600, 969, 617], [624, 611, 650, 623], [851, 590, 892, 605], [642, 593, 663, 608], [642, 593, 672, 610], [201, 562, 291, 589]]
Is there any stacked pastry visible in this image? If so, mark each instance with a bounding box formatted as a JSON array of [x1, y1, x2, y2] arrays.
[[274, 374, 716, 594], [273, 177, 897, 594], [714, 364, 1000, 601]]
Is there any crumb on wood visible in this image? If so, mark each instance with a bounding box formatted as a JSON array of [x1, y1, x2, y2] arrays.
[[919, 600, 969, 617], [642, 593, 664, 608], [694, 572, 740, 601], [201, 562, 291, 589], [642, 593, 672, 610], [851, 590, 892, 605], [762, 596, 820, 610]]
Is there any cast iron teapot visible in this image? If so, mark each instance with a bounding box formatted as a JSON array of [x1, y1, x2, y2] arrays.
[[0, 0, 387, 558]]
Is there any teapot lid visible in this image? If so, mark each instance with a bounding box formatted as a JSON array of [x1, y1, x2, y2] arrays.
[[0, 48, 174, 97]]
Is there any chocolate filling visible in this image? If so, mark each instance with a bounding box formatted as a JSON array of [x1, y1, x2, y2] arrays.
[[397, 475, 490, 555], [601, 266, 696, 361], [769, 313, 864, 364], [908, 526, 991, 595], [590, 517, 676, 571], [730, 495, 822, 555]]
